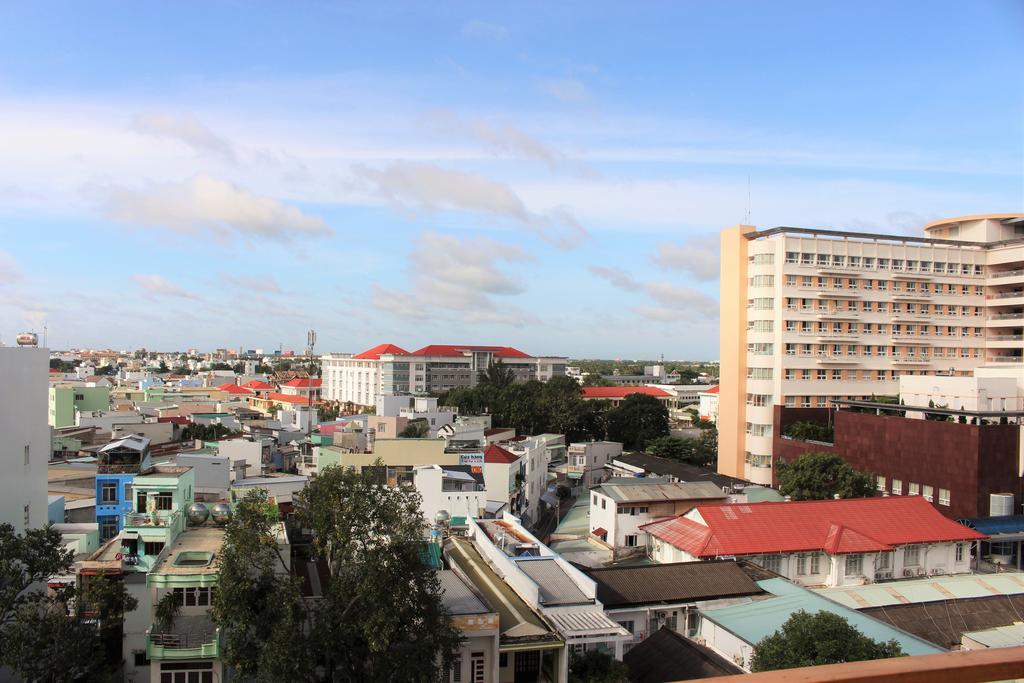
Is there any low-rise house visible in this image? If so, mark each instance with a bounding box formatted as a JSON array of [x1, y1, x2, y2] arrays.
[[414, 464, 486, 522], [623, 627, 743, 682], [641, 497, 986, 587], [582, 560, 770, 651], [698, 577, 944, 671], [482, 440, 549, 528], [567, 441, 622, 489], [278, 377, 322, 399], [95, 435, 152, 541], [589, 479, 727, 560], [438, 569, 501, 682], [697, 386, 719, 423]]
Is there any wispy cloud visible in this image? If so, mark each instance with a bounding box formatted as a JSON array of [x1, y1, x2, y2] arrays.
[[372, 231, 537, 325], [651, 233, 720, 281], [351, 161, 587, 249], [132, 274, 198, 299], [462, 20, 508, 40], [0, 250, 23, 285], [101, 175, 333, 242], [540, 78, 590, 103], [132, 111, 236, 162], [220, 273, 284, 294], [588, 265, 718, 321]]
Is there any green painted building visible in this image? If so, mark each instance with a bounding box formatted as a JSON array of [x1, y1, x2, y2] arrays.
[[48, 384, 111, 428]]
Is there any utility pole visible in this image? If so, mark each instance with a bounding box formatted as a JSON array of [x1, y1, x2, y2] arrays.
[[306, 329, 316, 439]]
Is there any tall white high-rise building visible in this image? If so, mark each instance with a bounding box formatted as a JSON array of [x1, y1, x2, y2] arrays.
[[0, 346, 49, 533], [718, 213, 1024, 485]]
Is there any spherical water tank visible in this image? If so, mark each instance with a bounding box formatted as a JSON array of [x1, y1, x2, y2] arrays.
[[434, 510, 451, 526], [210, 503, 233, 524], [186, 502, 210, 526]]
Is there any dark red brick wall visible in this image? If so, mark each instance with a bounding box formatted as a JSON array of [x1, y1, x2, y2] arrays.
[[772, 406, 1023, 519]]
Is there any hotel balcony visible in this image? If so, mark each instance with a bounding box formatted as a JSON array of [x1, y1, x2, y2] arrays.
[[891, 357, 932, 365], [147, 616, 220, 660]]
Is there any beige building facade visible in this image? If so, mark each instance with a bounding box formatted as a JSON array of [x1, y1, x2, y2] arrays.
[[719, 213, 1024, 484]]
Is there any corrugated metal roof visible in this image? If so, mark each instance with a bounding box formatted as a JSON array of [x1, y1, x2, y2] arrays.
[[700, 578, 944, 656], [516, 558, 590, 606], [544, 609, 630, 637], [817, 571, 1024, 609], [595, 480, 726, 504], [962, 623, 1024, 648], [438, 569, 493, 615]]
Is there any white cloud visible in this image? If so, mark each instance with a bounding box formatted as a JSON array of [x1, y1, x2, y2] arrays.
[[0, 250, 23, 285], [420, 110, 570, 171], [462, 20, 508, 40], [352, 161, 587, 249], [370, 231, 537, 326], [132, 111, 236, 161], [651, 233, 720, 281], [132, 274, 198, 299], [588, 265, 718, 320], [102, 174, 332, 242], [541, 78, 590, 104]]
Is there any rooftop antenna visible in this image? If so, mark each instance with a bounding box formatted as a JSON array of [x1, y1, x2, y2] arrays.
[[744, 174, 752, 225], [43, 323, 47, 349], [306, 329, 317, 438]]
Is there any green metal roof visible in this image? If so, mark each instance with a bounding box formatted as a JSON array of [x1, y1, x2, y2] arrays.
[[701, 578, 944, 656], [743, 487, 785, 503], [817, 571, 1024, 609], [962, 623, 1024, 648]]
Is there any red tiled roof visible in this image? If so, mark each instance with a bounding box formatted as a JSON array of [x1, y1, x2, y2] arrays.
[[241, 380, 274, 389], [266, 392, 321, 405], [703, 386, 719, 394], [217, 383, 255, 395], [484, 443, 519, 464], [592, 527, 608, 537], [410, 344, 531, 358], [353, 343, 410, 360], [640, 497, 986, 557], [283, 377, 322, 388], [582, 386, 672, 399], [158, 416, 190, 425]]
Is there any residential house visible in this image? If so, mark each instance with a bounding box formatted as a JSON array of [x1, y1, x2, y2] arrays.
[[622, 627, 743, 682], [49, 383, 111, 428], [566, 441, 622, 490], [641, 497, 986, 587], [414, 464, 487, 523], [589, 479, 727, 560], [96, 435, 152, 541], [438, 569, 501, 683]]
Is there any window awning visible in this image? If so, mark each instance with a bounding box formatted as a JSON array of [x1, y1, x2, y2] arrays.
[[567, 472, 583, 480], [121, 531, 139, 540], [592, 527, 607, 537]]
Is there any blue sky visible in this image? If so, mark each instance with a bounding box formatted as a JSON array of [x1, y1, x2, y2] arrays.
[[0, 1, 1021, 358]]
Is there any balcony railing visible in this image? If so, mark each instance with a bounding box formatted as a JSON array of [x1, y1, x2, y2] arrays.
[[991, 269, 1024, 279], [990, 313, 1024, 320], [988, 291, 1024, 299], [989, 357, 1024, 363], [147, 620, 220, 660], [124, 509, 180, 529], [988, 334, 1024, 341]]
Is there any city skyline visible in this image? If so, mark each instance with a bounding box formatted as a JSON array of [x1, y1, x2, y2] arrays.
[[0, 1, 1021, 357]]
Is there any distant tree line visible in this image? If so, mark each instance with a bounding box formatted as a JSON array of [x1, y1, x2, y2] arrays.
[[438, 361, 672, 449]]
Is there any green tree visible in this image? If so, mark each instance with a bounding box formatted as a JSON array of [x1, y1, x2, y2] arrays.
[[569, 649, 631, 682], [777, 452, 874, 501], [782, 421, 834, 442], [605, 394, 670, 450], [399, 418, 429, 438], [170, 364, 190, 375], [208, 362, 232, 371], [751, 610, 904, 672], [581, 374, 614, 387], [232, 362, 245, 374], [215, 469, 461, 682], [476, 359, 516, 390], [0, 523, 133, 681], [646, 435, 691, 460]]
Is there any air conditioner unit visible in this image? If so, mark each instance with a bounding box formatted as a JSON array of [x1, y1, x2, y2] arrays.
[[903, 569, 914, 577], [932, 567, 945, 575], [654, 611, 668, 621], [916, 568, 926, 576], [877, 570, 893, 579]]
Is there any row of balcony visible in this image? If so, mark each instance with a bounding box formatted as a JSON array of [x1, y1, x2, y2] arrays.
[[124, 509, 181, 529]]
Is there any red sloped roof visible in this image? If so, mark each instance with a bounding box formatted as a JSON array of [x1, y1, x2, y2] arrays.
[[217, 383, 255, 394], [266, 392, 321, 405], [410, 344, 531, 358], [591, 527, 608, 537], [353, 343, 410, 360], [283, 377, 322, 388], [640, 497, 986, 557], [484, 444, 520, 464], [582, 386, 672, 399], [703, 386, 719, 394], [241, 380, 274, 389]]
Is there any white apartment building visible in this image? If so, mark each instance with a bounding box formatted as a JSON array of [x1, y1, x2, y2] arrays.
[[719, 213, 1024, 484], [0, 346, 49, 533], [322, 343, 567, 407], [567, 441, 622, 489]]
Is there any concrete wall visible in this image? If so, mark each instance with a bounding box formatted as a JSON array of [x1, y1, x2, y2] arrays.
[[1, 348, 49, 533], [717, 225, 754, 479]]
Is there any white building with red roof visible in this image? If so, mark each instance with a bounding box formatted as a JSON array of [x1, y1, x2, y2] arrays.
[[279, 376, 322, 399], [580, 386, 673, 407], [698, 385, 719, 423], [322, 343, 567, 407], [641, 496, 986, 588]]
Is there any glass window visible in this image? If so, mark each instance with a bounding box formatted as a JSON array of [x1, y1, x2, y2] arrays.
[[939, 488, 950, 506], [908, 482, 920, 496], [922, 485, 934, 502], [796, 554, 807, 575], [101, 482, 118, 503], [891, 479, 902, 495], [810, 553, 821, 574], [904, 545, 920, 567], [845, 554, 863, 576], [876, 476, 886, 492]]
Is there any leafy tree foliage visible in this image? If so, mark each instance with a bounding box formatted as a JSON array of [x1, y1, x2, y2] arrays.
[[751, 610, 904, 672], [782, 421, 834, 443], [215, 469, 461, 682], [180, 423, 239, 442], [170, 364, 190, 375], [208, 362, 233, 371], [49, 358, 80, 372], [569, 649, 631, 682], [399, 418, 429, 438], [442, 376, 608, 442], [581, 374, 614, 387], [777, 452, 874, 501], [645, 431, 716, 467], [0, 523, 136, 681], [605, 394, 670, 450], [476, 359, 516, 390]]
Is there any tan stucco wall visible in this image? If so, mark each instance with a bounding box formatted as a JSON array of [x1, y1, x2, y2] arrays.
[[717, 224, 754, 478]]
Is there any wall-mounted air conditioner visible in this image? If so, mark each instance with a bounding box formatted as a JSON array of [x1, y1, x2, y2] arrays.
[[903, 569, 914, 577]]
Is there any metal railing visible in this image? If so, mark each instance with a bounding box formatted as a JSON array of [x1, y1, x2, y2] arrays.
[[991, 269, 1024, 278], [990, 312, 1024, 320], [124, 509, 180, 528]]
